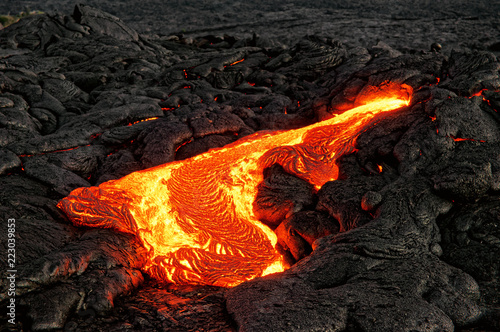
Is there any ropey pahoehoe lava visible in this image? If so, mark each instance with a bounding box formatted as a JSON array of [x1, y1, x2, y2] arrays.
[[57, 82, 412, 287]]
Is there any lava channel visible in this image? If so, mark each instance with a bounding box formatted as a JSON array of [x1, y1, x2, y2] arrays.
[[58, 82, 412, 287]]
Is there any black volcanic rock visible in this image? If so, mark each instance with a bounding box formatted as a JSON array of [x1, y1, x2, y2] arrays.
[[254, 164, 314, 229], [23, 157, 90, 196], [174, 134, 234, 161], [434, 97, 500, 142], [226, 254, 480, 332], [275, 211, 339, 263], [72, 4, 138, 41], [227, 175, 481, 331], [0, 148, 21, 175], [188, 108, 247, 138], [317, 175, 387, 233], [22, 283, 82, 331], [136, 118, 192, 168], [0, 5, 498, 331], [442, 50, 500, 95]]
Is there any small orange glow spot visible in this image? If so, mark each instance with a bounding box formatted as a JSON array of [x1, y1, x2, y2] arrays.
[[214, 96, 218, 101], [449, 135, 486, 143], [183, 69, 188, 79], [377, 164, 383, 173], [128, 117, 159, 126], [430, 115, 437, 121], [175, 138, 194, 152], [471, 89, 487, 98], [248, 82, 256, 86], [58, 82, 412, 288]]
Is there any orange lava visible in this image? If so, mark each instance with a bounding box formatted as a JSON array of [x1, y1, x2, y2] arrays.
[[58, 82, 412, 287], [449, 135, 485, 143], [228, 58, 245, 66]]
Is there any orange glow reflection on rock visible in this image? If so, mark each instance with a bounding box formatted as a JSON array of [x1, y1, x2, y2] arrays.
[[58, 82, 412, 287]]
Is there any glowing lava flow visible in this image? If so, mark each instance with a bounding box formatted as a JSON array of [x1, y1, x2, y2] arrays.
[[58, 83, 412, 287]]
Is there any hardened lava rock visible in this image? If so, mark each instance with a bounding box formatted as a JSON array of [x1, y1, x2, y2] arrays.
[[0, 4, 499, 331], [253, 164, 315, 229]]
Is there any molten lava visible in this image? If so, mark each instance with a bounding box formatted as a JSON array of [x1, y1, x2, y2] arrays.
[[58, 82, 412, 288]]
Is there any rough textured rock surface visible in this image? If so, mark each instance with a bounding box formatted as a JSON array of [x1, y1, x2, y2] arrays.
[[253, 164, 314, 229], [0, 4, 498, 332], [2, 1, 500, 54]]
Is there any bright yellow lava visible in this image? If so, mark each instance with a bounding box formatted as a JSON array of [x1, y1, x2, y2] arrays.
[[58, 83, 412, 287]]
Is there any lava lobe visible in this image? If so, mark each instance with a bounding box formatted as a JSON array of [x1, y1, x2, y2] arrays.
[[58, 82, 412, 287]]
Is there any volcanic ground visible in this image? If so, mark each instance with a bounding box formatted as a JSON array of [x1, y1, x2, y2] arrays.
[[0, 2, 500, 332]]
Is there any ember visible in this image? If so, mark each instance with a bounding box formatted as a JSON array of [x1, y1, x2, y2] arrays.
[[127, 117, 159, 126], [227, 58, 245, 66], [58, 83, 411, 287]]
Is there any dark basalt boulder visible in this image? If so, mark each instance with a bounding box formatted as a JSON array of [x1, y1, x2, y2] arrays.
[[253, 164, 314, 229], [317, 175, 387, 233], [136, 118, 193, 168], [72, 4, 139, 42], [174, 134, 234, 161], [0, 148, 21, 175], [275, 211, 339, 263], [23, 157, 90, 196]]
